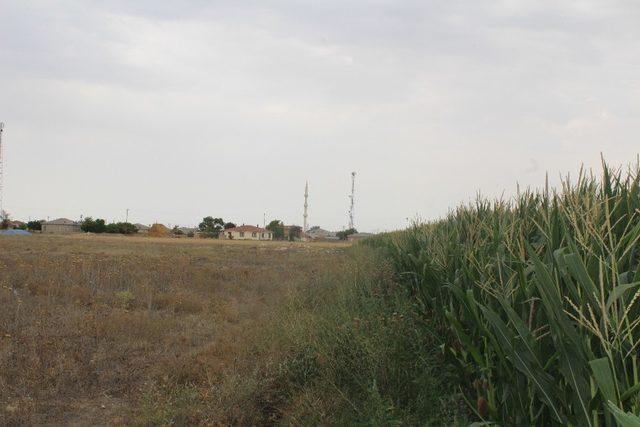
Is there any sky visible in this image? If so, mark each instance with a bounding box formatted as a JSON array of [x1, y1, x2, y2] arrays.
[[1, 1, 639, 232]]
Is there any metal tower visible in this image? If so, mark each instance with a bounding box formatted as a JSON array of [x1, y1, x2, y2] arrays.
[[303, 181, 309, 233], [0, 123, 4, 215], [348, 172, 356, 229]]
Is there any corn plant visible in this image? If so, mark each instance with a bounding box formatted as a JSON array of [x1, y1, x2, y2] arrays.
[[375, 161, 640, 425]]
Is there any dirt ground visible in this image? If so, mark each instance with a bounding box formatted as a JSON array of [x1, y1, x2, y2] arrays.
[[0, 234, 348, 425]]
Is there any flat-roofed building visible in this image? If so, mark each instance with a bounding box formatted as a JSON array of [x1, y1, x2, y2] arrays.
[[42, 218, 81, 234]]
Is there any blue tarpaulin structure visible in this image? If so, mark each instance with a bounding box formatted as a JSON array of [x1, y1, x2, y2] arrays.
[[0, 229, 31, 235]]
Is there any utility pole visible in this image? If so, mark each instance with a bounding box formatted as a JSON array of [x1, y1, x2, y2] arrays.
[[125, 208, 129, 223], [348, 172, 356, 230]]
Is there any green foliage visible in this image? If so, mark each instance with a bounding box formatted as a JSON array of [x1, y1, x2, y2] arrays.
[[371, 161, 640, 424], [274, 246, 464, 425], [267, 220, 284, 240], [26, 220, 42, 231], [337, 228, 357, 240], [0, 210, 10, 229], [139, 386, 203, 426], [224, 222, 236, 230], [172, 226, 184, 235], [105, 222, 137, 234], [115, 290, 135, 310], [81, 217, 106, 233], [198, 217, 224, 236], [288, 225, 302, 241]]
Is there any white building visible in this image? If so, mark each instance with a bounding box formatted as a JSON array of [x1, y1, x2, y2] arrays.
[[221, 225, 272, 241], [306, 226, 338, 241]]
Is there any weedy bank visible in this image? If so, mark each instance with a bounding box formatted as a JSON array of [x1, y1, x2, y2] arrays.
[[367, 162, 640, 425]]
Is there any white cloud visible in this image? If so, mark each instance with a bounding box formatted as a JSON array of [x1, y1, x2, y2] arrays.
[[1, 0, 639, 230]]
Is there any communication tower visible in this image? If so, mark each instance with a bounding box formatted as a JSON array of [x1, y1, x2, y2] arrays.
[[348, 172, 356, 229], [0, 123, 4, 214], [303, 181, 309, 233]]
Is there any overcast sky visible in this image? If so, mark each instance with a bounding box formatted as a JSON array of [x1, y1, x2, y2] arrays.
[[1, 1, 639, 231]]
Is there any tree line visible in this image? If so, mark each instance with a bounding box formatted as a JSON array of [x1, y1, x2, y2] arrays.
[[3, 212, 356, 240]]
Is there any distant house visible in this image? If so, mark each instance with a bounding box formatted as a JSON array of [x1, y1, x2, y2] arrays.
[[306, 226, 339, 241], [283, 225, 303, 241], [134, 223, 150, 234], [347, 232, 374, 242], [42, 218, 81, 234], [177, 227, 198, 236], [6, 220, 25, 229], [221, 225, 272, 241]]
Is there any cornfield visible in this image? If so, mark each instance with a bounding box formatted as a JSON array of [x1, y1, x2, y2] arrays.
[[377, 161, 640, 425]]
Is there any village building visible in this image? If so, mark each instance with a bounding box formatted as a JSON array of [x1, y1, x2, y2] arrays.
[[177, 227, 198, 236], [221, 225, 272, 241], [134, 223, 150, 234], [347, 232, 374, 242], [42, 218, 82, 234], [6, 220, 26, 229], [306, 226, 339, 241], [283, 225, 303, 241]]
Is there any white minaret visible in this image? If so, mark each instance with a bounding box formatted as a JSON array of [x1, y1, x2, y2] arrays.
[[303, 181, 309, 233]]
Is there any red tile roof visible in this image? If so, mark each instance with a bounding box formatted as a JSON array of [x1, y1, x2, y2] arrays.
[[224, 225, 270, 233]]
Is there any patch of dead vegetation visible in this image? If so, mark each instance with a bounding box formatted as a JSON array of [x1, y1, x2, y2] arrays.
[[0, 234, 346, 425]]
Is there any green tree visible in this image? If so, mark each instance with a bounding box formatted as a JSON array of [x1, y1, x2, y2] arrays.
[[26, 220, 42, 231], [81, 217, 107, 233], [173, 226, 184, 235], [224, 222, 236, 230], [199, 216, 224, 238], [105, 222, 137, 234], [266, 219, 285, 240], [288, 225, 302, 241], [336, 228, 357, 240], [0, 210, 10, 230]]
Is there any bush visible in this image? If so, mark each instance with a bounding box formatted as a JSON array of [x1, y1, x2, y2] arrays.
[[105, 222, 138, 235], [336, 228, 357, 240]]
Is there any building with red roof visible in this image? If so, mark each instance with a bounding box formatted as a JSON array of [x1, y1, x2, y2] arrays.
[[220, 225, 273, 241]]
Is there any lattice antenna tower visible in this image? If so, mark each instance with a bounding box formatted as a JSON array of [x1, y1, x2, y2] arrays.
[[348, 172, 356, 229], [0, 122, 4, 215], [303, 181, 309, 233]]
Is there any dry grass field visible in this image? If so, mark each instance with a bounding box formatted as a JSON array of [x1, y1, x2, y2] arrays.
[[0, 234, 348, 425]]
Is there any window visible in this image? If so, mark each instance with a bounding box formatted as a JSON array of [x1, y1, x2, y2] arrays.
[[252, 232, 257, 237], [240, 232, 245, 237], [262, 233, 265, 238]]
